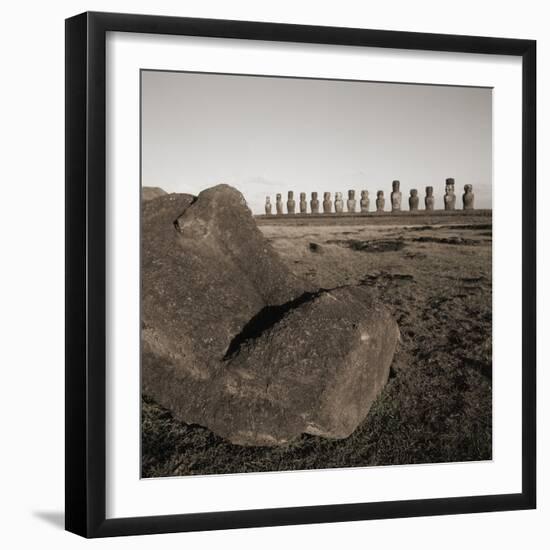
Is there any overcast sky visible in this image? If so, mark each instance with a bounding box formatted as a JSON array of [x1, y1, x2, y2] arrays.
[[141, 70, 492, 214]]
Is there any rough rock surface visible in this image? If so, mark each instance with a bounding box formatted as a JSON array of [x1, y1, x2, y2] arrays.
[[142, 184, 399, 446], [213, 286, 399, 445], [142, 186, 167, 201]]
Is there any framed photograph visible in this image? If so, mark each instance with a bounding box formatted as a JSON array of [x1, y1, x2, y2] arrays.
[[65, 11, 536, 538]]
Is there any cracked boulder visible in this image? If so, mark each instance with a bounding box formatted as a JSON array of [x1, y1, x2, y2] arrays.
[[141, 184, 399, 446], [142, 186, 167, 202]]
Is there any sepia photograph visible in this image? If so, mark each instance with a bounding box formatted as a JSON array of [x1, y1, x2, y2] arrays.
[[140, 69, 493, 478]]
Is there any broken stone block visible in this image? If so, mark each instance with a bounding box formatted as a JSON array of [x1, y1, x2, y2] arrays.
[[141, 184, 399, 446], [142, 186, 167, 202]]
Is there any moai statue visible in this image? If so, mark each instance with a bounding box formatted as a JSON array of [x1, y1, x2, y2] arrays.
[[376, 191, 385, 213], [323, 192, 333, 214], [444, 178, 456, 211], [425, 186, 435, 211], [265, 196, 272, 215], [299, 192, 307, 214], [463, 184, 475, 210], [276, 193, 283, 215], [409, 189, 419, 211], [391, 180, 402, 212], [287, 191, 296, 214], [334, 192, 344, 213], [347, 190, 357, 213], [360, 190, 370, 213], [310, 192, 320, 214]]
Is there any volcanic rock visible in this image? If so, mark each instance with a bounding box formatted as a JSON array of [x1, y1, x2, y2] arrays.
[[213, 286, 399, 445], [142, 186, 167, 201], [141, 184, 399, 446]]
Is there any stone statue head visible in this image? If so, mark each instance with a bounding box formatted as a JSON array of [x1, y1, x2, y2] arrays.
[[335, 192, 342, 200], [410, 189, 418, 197], [464, 184, 473, 193], [392, 180, 400, 192], [426, 186, 434, 196], [276, 193, 281, 200], [300, 192, 306, 200], [288, 191, 294, 199], [348, 190, 355, 199], [312, 192, 318, 199], [265, 196, 271, 203], [377, 190, 384, 198], [361, 189, 369, 198], [324, 192, 331, 200], [446, 178, 455, 186]]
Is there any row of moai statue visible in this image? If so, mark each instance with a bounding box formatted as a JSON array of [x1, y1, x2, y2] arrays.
[[264, 179, 475, 214]]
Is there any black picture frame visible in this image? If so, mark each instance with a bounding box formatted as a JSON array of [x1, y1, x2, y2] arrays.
[[65, 11, 536, 538]]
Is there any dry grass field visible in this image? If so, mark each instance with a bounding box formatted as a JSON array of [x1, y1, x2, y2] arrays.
[[142, 215, 492, 477]]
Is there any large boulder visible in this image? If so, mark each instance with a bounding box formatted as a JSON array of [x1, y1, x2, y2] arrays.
[[141, 185, 308, 380], [142, 184, 399, 446], [142, 186, 167, 201], [208, 286, 399, 445]]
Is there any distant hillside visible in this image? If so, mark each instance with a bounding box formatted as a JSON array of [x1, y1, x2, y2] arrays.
[[142, 187, 167, 202]]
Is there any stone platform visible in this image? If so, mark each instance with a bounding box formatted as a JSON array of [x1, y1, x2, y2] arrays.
[[255, 209, 492, 227]]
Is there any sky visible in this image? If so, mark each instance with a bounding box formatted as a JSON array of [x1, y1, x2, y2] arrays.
[[141, 70, 492, 214]]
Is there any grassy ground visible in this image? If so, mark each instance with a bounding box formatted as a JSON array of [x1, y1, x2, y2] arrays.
[[142, 218, 492, 477]]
